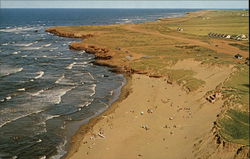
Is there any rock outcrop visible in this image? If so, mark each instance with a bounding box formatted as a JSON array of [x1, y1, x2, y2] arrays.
[[69, 43, 112, 60], [46, 28, 93, 38]]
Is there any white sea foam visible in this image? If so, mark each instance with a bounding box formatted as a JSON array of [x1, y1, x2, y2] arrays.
[[110, 90, 114, 96], [42, 43, 51, 47], [37, 139, 42, 143], [34, 71, 44, 79], [89, 84, 96, 97], [50, 139, 67, 159], [55, 76, 75, 86], [0, 66, 23, 77], [30, 89, 45, 96], [87, 72, 95, 80], [22, 46, 43, 50], [14, 42, 35, 47], [79, 100, 93, 108], [17, 88, 26, 91], [36, 87, 75, 104], [12, 51, 21, 55], [1, 43, 9, 46], [0, 110, 44, 128], [55, 75, 65, 84], [5, 96, 12, 100], [0, 27, 38, 33], [39, 156, 46, 159], [45, 114, 60, 121], [66, 62, 76, 70]]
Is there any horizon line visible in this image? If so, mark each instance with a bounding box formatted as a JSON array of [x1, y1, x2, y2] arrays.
[[0, 7, 249, 9]]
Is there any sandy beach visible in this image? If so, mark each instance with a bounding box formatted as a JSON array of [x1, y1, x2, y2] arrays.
[[66, 60, 236, 159]]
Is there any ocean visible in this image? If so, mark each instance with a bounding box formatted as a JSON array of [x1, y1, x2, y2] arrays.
[[0, 8, 198, 159]]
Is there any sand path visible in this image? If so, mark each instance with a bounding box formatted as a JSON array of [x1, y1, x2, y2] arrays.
[[68, 60, 233, 159]]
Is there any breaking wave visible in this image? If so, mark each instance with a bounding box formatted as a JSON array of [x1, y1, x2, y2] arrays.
[[0, 66, 23, 77], [34, 71, 45, 79]]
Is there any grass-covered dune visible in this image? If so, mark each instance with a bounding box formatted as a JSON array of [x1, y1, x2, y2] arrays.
[[46, 10, 249, 152]]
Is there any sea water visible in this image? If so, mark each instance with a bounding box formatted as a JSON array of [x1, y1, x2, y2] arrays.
[[0, 9, 198, 159]]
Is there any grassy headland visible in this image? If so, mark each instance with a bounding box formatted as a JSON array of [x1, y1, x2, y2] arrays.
[[46, 10, 249, 158]]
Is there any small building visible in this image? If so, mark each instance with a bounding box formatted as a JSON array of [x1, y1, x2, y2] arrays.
[[177, 27, 184, 31], [245, 57, 249, 65], [234, 54, 243, 59], [225, 35, 231, 39]]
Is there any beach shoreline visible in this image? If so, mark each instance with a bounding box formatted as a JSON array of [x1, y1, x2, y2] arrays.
[[63, 74, 132, 159]]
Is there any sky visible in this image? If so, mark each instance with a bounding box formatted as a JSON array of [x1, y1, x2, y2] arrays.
[[0, 1, 249, 9]]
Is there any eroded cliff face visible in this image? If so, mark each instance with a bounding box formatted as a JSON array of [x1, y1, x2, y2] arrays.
[[193, 123, 249, 159], [46, 28, 94, 38], [46, 28, 139, 74], [69, 43, 112, 60]]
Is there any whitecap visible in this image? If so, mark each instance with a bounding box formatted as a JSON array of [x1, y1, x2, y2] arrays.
[[55, 74, 65, 84], [12, 51, 20, 55], [89, 84, 96, 97], [79, 100, 93, 107], [37, 139, 42, 143], [55, 76, 75, 86], [66, 62, 76, 70], [14, 42, 34, 47], [0, 110, 44, 128], [110, 90, 114, 96], [30, 89, 44, 96], [17, 88, 26, 91], [1, 43, 9, 46], [5, 96, 12, 100], [22, 46, 43, 50], [50, 139, 67, 159], [34, 71, 44, 79], [45, 114, 60, 121], [0, 27, 38, 33], [0, 66, 23, 77], [87, 72, 95, 80], [35, 87, 75, 104], [39, 156, 46, 159], [42, 43, 51, 47]]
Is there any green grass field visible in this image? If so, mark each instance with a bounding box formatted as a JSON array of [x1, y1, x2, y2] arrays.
[[165, 10, 249, 36], [218, 109, 249, 145], [219, 66, 249, 145]]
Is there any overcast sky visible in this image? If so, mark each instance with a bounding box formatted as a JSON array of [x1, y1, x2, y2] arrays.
[[1, 1, 249, 9]]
